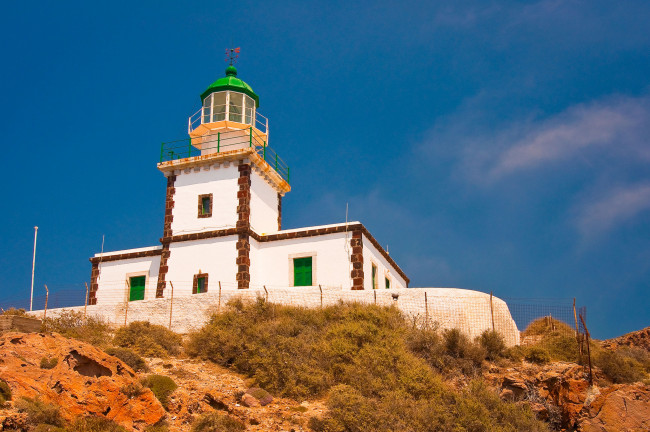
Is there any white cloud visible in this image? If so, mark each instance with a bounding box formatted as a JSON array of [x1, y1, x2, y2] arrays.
[[575, 183, 650, 236]]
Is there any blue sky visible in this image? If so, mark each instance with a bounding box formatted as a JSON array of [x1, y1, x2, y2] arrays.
[[1, 1, 649, 338]]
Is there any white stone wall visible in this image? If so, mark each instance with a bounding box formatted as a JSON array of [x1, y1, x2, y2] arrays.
[[95, 253, 161, 304], [164, 236, 239, 296], [362, 237, 408, 290], [39, 287, 520, 346], [250, 169, 279, 234], [170, 163, 239, 235], [251, 231, 353, 289]]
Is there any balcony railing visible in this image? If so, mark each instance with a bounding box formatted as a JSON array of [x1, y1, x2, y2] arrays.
[[159, 127, 290, 183], [188, 104, 269, 135]]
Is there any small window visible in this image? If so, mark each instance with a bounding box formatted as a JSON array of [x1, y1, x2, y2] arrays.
[[293, 257, 313, 287], [229, 92, 243, 123], [212, 92, 227, 121], [198, 194, 212, 218], [129, 276, 146, 301], [385, 277, 391, 289], [193, 273, 209, 294], [372, 264, 378, 290]]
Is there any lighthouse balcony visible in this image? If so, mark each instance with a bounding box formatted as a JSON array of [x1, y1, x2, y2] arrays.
[[159, 126, 290, 184]]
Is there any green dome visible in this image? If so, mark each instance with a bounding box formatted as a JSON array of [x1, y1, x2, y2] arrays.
[[200, 66, 259, 107]]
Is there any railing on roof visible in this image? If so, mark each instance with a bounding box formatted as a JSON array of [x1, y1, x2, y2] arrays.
[[188, 104, 269, 136], [159, 126, 290, 184]]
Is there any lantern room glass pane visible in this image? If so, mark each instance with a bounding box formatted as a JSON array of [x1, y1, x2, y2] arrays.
[[202, 94, 212, 124], [229, 92, 243, 123], [212, 92, 226, 122], [244, 95, 254, 125]]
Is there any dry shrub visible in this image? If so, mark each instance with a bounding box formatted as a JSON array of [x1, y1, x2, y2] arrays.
[[191, 412, 245, 432], [15, 397, 63, 428], [39, 357, 58, 370], [478, 330, 506, 360], [113, 321, 182, 358], [189, 300, 548, 431], [141, 374, 177, 408], [595, 348, 648, 384], [105, 347, 149, 372], [525, 347, 551, 364], [0, 379, 11, 405], [42, 310, 111, 347], [1, 307, 27, 316]]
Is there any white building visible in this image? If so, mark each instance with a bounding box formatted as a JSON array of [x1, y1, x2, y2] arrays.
[[88, 65, 409, 305]]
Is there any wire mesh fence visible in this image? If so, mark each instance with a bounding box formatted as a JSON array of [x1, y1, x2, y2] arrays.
[[0, 282, 588, 351]]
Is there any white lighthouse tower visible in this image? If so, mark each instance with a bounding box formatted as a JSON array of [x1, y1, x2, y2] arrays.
[[88, 57, 409, 305]]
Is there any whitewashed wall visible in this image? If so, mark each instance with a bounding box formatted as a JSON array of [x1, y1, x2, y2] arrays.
[[362, 237, 408, 290], [250, 170, 279, 234], [38, 287, 520, 346], [251, 232, 353, 289], [170, 164, 239, 235], [164, 236, 239, 296], [95, 250, 161, 304]]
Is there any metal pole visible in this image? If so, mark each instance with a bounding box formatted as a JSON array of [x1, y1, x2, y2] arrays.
[[124, 279, 129, 326], [579, 313, 593, 385], [169, 281, 175, 330], [263, 285, 268, 302], [84, 282, 89, 319], [30, 226, 38, 311], [319, 284, 323, 308], [218, 281, 222, 312], [490, 291, 495, 332], [425, 292, 429, 329], [43, 284, 49, 320], [573, 298, 582, 358]]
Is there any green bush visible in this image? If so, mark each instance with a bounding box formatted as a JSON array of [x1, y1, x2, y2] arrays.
[[42, 310, 111, 347], [141, 374, 177, 408], [68, 416, 127, 432], [478, 330, 506, 360], [15, 397, 63, 427], [40, 357, 58, 370], [105, 347, 149, 372], [0, 379, 11, 404], [191, 412, 245, 432], [113, 321, 182, 358], [595, 349, 645, 384], [525, 347, 551, 364], [189, 300, 549, 431]]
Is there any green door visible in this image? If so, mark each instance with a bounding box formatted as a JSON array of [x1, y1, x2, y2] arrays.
[[129, 276, 146, 301], [293, 257, 312, 286]]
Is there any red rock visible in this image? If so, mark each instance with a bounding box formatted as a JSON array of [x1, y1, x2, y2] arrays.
[[0, 332, 164, 430], [241, 393, 260, 407], [579, 384, 650, 432]]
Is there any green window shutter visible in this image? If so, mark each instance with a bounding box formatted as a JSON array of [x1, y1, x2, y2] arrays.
[[129, 276, 146, 301], [293, 257, 312, 287], [385, 277, 390, 289], [197, 277, 205, 293], [372, 265, 377, 289], [202, 197, 210, 215]]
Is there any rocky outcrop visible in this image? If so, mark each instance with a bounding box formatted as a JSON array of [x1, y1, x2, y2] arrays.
[[0, 332, 164, 430], [579, 384, 650, 432], [602, 326, 650, 352]]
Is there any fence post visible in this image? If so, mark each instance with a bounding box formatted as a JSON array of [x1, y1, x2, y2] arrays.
[[490, 291, 495, 332], [84, 282, 89, 319], [573, 298, 582, 358], [263, 285, 268, 302], [424, 292, 429, 329], [169, 281, 175, 330], [319, 284, 323, 308], [579, 313, 594, 385], [43, 285, 49, 320], [124, 280, 130, 327], [374, 290, 377, 305], [218, 281, 222, 313]]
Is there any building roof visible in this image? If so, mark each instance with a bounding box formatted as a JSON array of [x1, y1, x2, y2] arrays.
[[200, 65, 260, 107]]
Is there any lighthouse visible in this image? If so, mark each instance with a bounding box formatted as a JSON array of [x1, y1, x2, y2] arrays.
[[88, 59, 409, 306]]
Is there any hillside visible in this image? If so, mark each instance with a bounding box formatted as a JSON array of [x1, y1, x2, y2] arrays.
[[0, 303, 649, 431]]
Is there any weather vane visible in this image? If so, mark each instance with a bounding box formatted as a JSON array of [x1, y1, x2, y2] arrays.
[[225, 47, 240, 65]]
